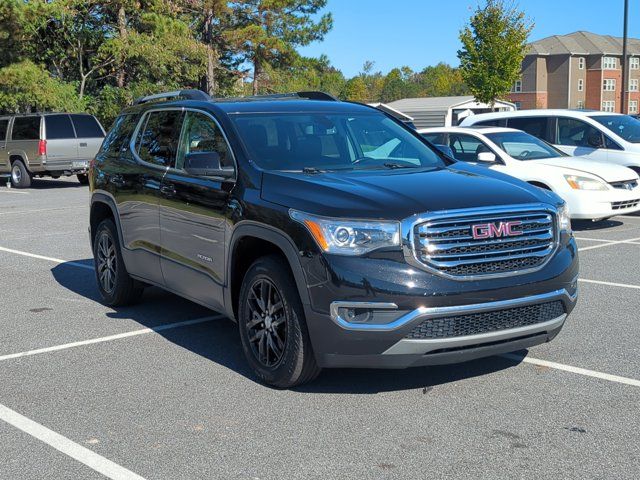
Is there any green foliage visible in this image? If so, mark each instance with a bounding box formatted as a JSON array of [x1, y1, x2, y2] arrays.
[[342, 76, 368, 102], [458, 0, 532, 105], [0, 60, 86, 113]]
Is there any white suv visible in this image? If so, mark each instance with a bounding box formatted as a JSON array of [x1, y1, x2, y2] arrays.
[[460, 109, 640, 176], [420, 126, 640, 221]]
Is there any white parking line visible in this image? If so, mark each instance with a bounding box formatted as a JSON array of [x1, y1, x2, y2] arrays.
[[578, 236, 640, 251], [0, 246, 93, 270], [0, 403, 146, 480], [0, 206, 85, 216], [0, 315, 224, 362], [502, 353, 640, 388], [578, 278, 640, 290], [0, 189, 29, 194]]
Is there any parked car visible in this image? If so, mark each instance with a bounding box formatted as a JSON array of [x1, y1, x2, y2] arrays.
[[420, 126, 640, 220], [89, 90, 578, 387], [0, 113, 105, 188], [460, 109, 640, 176]]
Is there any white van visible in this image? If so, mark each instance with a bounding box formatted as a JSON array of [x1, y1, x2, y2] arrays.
[[460, 109, 640, 176]]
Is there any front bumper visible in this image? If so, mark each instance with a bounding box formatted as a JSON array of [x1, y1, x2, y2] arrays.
[[564, 187, 640, 219], [301, 237, 579, 369]]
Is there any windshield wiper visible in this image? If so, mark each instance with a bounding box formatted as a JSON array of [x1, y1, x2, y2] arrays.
[[302, 167, 324, 174], [383, 162, 416, 169]]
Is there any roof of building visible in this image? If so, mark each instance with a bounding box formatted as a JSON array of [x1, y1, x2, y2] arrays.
[[528, 31, 640, 56], [387, 96, 513, 111]]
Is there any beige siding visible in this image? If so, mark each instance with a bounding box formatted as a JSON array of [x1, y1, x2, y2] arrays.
[[547, 55, 570, 107]]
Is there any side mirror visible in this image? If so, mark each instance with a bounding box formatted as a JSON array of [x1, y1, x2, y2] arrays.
[[477, 152, 496, 163], [434, 144, 456, 159], [587, 133, 604, 149], [184, 151, 234, 178]]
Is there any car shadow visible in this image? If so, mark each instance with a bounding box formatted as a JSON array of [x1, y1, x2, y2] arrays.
[[51, 259, 526, 393], [29, 178, 87, 189], [572, 219, 623, 231]]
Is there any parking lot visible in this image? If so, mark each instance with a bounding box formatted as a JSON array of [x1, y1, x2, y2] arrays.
[[0, 177, 639, 480]]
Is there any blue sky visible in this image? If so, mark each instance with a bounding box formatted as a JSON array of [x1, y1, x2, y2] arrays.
[[299, 0, 640, 78]]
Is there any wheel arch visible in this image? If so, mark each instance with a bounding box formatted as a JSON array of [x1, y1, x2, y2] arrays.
[[226, 223, 311, 322], [90, 192, 124, 249], [527, 180, 553, 190], [8, 151, 29, 167]]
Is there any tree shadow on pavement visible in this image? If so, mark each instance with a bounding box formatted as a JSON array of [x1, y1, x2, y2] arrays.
[[51, 259, 526, 394]]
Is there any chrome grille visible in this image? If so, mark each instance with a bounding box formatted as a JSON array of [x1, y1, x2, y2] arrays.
[[413, 208, 556, 278]]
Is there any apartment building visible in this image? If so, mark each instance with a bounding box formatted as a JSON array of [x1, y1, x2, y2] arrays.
[[508, 31, 640, 113]]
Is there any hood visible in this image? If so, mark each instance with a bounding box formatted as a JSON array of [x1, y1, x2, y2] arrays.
[[261, 165, 553, 220], [536, 157, 639, 182]]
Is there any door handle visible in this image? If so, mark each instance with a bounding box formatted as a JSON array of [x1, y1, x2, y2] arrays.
[[160, 184, 176, 197], [109, 175, 125, 187], [79, 142, 88, 147]]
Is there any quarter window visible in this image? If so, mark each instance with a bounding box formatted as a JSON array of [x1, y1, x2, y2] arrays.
[[101, 114, 139, 156], [603, 79, 616, 91], [603, 57, 617, 69], [45, 114, 75, 140], [136, 110, 183, 168], [0, 119, 8, 141], [11, 117, 40, 140], [506, 117, 552, 142], [71, 114, 104, 138], [176, 111, 234, 171], [557, 118, 602, 147], [602, 101, 616, 112]]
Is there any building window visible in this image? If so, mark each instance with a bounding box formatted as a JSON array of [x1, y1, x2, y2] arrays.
[[513, 80, 522, 93], [602, 100, 616, 112], [631, 57, 640, 70], [603, 57, 617, 69], [603, 79, 616, 91], [577, 100, 584, 109], [578, 57, 585, 69], [514, 101, 522, 110], [629, 100, 639, 114], [578, 79, 584, 91], [630, 79, 639, 92]]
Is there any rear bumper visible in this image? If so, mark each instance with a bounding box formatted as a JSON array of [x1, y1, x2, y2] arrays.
[[309, 287, 575, 369]]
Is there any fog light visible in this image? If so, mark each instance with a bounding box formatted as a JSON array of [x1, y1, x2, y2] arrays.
[[338, 308, 372, 323]]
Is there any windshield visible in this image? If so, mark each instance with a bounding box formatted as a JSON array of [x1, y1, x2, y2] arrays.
[[485, 131, 565, 160], [589, 114, 640, 143], [231, 112, 445, 171]]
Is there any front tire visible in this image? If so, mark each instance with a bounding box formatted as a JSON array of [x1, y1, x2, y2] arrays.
[[93, 219, 144, 306], [238, 255, 321, 388], [10, 160, 32, 188]]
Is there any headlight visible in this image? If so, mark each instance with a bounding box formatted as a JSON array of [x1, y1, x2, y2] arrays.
[[290, 210, 400, 255], [558, 203, 572, 233], [564, 174, 608, 191]]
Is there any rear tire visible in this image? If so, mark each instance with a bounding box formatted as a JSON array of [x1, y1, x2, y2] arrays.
[[238, 255, 321, 388], [93, 219, 144, 306], [77, 174, 89, 185], [10, 160, 31, 188]]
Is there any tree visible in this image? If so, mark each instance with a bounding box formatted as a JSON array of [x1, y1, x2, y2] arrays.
[[229, 0, 332, 95], [342, 76, 367, 102], [380, 68, 406, 103], [418, 63, 468, 97], [457, 0, 532, 106]]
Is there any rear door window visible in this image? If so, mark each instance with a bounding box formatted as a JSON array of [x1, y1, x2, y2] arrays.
[[11, 117, 40, 140], [135, 110, 183, 168], [557, 118, 602, 147], [100, 114, 139, 156], [45, 114, 75, 139], [506, 117, 553, 142], [0, 119, 8, 141], [71, 114, 105, 138]]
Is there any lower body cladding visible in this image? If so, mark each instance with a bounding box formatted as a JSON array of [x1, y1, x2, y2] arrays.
[[302, 240, 578, 369]]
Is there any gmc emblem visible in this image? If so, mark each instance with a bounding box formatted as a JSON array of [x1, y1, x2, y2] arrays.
[[472, 221, 523, 240]]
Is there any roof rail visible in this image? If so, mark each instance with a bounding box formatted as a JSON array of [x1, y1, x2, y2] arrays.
[[134, 89, 212, 105], [213, 91, 339, 103]]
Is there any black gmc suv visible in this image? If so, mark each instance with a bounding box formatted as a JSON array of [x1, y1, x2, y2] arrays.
[[89, 90, 579, 387]]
